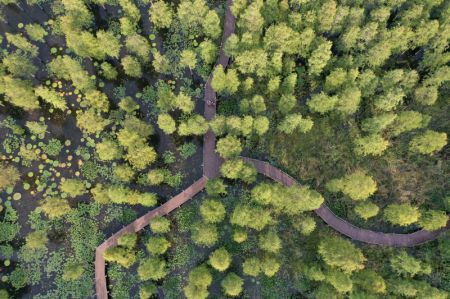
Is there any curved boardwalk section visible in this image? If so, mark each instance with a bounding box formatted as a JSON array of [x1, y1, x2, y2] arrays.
[[95, 177, 207, 299], [242, 157, 450, 247]]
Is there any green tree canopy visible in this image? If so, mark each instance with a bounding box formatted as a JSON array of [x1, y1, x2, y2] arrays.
[[209, 247, 231, 272], [384, 204, 421, 226], [326, 171, 377, 201], [318, 236, 366, 273]]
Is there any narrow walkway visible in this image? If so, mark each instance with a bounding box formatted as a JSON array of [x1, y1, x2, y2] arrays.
[[95, 177, 207, 299], [95, 0, 449, 296], [242, 157, 450, 247]]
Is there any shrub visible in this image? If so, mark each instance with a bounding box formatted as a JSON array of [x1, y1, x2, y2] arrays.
[[0, 163, 20, 191], [146, 236, 171, 255], [221, 273, 243, 297], [191, 221, 218, 247], [62, 263, 85, 281], [60, 179, 86, 197], [138, 257, 167, 281], [104, 246, 136, 268], [209, 247, 231, 272], [25, 230, 48, 249], [318, 236, 366, 273], [149, 216, 171, 233], [199, 199, 226, 223], [418, 210, 448, 231], [118, 233, 137, 249], [384, 204, 420, 226], [96, 139, 123, 161], [41, 197, 71, 219]]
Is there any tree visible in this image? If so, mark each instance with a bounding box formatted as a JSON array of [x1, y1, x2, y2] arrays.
[[177, 0, 208, 30], [326, 171, 377, 201], [191, 221, 218, 247], [209, 247, 231, 271], [198, 39, 218, 64], [384, 204, 421, 226], [221, 273, 243, 297], [258, 229, 282, 253], [243, 257, 261, 277], [260, 255, 280, 277], [353, 270, 386, 294], [34, 86, 67, 110], [277, 94, 296, 114], [60, 179, 86, 197], [157, 113, 176, 134], [233, 227, 248, 243], [390, 251, 424, 277], [77, 109, 110, 134], [205, 178, 227, 196], [25, 230, 48, 249], [152, 51, 170, 74], [318, 236, 366, 273], [202, 10, 221, 39], [3, 52, 37, 79], [240, 95, 266, 114], [335, 87, 361, 115], [0, 76, 39, 110], [220, 159, 257, 184], [409, 130, 447, 155], [211, 66, 240, 95], [126, 144, 157, 170], [389, 111, 428, 136], [149, 0, 173, 29], [104, 246, 136, 268], [178, 115, 209, 136], [361, 113, 397, 134], [41, 197, 72, 219], [216, 135, 242, 158], [146, 236, 171, 255], [149, 216, 171, 233], [253, 116, 270, 135], [179, 49, 197, 70], [354, 202, 379, 220], [237, 1, 264, 33], [116, 94, 135, 114], [138, 257, 167, 281], [126, 34, 150, 62], [307, 92, 338, 114], [292, 215, 316, 235], [139, 282, 157, 299], [188, 265, 212, 288], [183, 284, 209, 299], [96, 139, 122, 161], [230, 204, 272, 231], [354, 134, 389, 156], [264, 23, 301, 54], [418, 210, 448, 231], [118, 233, 137, 249], [5, 33, 38, 57], [325, 268, 353, 293], [62, 263, 85, 281], [100, 62, 118, 80], [277, 114, 313, 134], [147, 169, 167, 185], [25, 23, 47, 42], [122, 56, 142, 78], [200, 199, 226, 223], [0, 163, 20, 191], [308, 39, 332, 76]]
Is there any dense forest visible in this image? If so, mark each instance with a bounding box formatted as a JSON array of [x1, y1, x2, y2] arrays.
[[0, 0, 449, 298]]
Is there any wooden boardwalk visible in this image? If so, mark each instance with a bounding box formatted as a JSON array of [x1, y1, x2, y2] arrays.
[[94, 0, 449, 296], [242, 157, 450, 247], [95, 177, 207, 299]]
